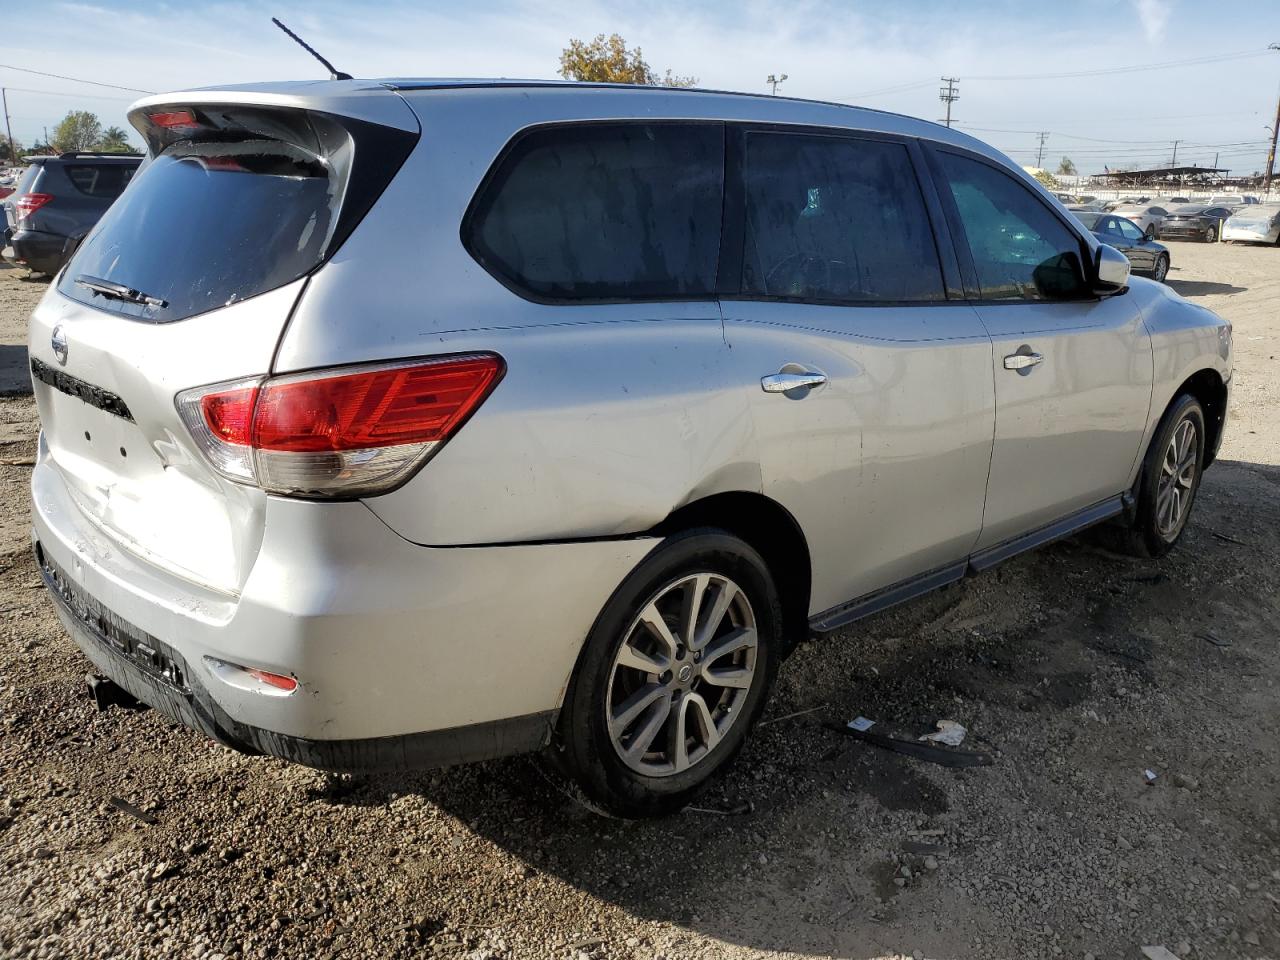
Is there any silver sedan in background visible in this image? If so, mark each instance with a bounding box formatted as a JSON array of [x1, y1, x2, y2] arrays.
[[1223, 203, 1280, 244]]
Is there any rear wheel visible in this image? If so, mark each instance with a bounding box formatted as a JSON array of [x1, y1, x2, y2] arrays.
[[1114, 394, 1206, 558], [1204, 225, 1217, 243], [1146, 224, 1156, 239], [554, 529, 781, 818], [1151, 253, 1169, 283]]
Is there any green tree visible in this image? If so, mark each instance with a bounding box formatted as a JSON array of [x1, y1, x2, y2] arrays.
[[0, 138, 23, 163], [1056, 156, 1077, 176], [52, 111, 102, 153], [1032, 168, 1061, 190], [96, 126, 133, 153], [559, 34, 696, 87]]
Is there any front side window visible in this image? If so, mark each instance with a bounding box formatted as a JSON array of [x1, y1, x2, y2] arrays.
[[467, 123, 724, 301], [938, 152, 1088, 302], [741, 132, 944, 302]]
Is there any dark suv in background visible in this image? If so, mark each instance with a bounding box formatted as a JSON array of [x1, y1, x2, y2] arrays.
[[2, 152, 142, 276]]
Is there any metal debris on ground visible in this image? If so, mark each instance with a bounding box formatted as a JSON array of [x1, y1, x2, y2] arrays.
[[826, 721, 992, 768], [1140, 946, 1184, 960], [1143, 769, 1159, 785], [1198, 631, 1231, 648], [847, 716, 876, 732], [918, 720, 967, 747], [108, 796, 158, 825]]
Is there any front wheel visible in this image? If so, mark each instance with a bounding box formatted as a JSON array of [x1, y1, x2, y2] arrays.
[[1204, 225, 1217, 243], [1146, 224, 1156, 240], [1116, 394, 1206, 558], [1151, 253, 1169, 283], [554, 529, 781, 817]]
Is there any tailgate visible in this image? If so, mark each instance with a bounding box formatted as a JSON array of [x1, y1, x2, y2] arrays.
[[30, 94, 419, 595]]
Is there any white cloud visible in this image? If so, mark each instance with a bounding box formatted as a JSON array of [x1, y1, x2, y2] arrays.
[[1134, 0, 1172, 43]]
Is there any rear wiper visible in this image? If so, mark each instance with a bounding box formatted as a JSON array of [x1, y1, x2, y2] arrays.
[[74, 275, 168, 309]]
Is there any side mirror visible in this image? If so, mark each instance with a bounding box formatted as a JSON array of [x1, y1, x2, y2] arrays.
[[1093, 243, 1130, 295]]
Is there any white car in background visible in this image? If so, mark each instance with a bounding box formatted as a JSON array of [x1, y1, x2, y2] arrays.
[[1111, 203, 1170, 239], [1222, 204, 1280, 245]]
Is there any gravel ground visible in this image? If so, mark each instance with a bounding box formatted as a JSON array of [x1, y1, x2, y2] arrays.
[[0, 243, 1277, 960]]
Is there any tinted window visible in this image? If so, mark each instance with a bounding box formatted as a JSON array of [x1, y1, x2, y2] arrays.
[[741, 132, 944, 302], [64, 163, 136, 198], [59, 140, 340, 322], [939, 152, 1088, 302], [468, 123, 724, 301], [1115, 219, 1145, 241], [1075, 212, 1103, 231]]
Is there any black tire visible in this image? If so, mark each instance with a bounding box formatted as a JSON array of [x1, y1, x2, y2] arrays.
[[1204, 225, 1217, 243], [1151, 253, 1169, 283], [1146, 225, 1156, 240], [553, 528, 781, 818], [1116, 394, 1206, 558]]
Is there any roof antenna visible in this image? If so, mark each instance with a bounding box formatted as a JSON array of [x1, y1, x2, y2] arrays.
[[271, 17, 352, 80]]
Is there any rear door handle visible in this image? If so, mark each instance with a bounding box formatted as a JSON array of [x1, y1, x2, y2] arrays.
[[1003, 352, 1044, 371], [761, 372, 827, 393]]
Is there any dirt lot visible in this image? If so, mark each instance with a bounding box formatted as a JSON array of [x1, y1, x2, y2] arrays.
[[0, 243, 1277, 960]]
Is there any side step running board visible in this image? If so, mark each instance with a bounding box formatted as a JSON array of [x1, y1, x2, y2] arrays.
[[809, 494, 1128, 635]]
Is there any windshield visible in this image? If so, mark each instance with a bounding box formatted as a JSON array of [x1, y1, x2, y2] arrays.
[[1172, 206, 1207, 215], [58, 138, 340, 322], [1075, 212, 1103, 230]]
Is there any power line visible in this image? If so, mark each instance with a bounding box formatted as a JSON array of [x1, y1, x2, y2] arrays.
[[0, 85, 134, 103], [968, 48, 1270, 81], [0, 63, 153, 95]]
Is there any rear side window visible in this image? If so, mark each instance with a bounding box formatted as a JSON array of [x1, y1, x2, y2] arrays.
[[741, 132, 944, 302], [466, 123, 724, 301], [938, 152, 1088, 302], [63, 163, 136, 198]]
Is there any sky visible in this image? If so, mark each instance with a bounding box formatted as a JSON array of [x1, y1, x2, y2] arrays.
[[4, 0, 1280, 175]]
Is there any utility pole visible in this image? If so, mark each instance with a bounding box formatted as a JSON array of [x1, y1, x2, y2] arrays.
[[1265, 44, 1280, 196], [1170, 140, 1180, 167], [766, 73, 788, 96], [938, 77, 959, 127], [0, 88, 15, 167], [1035, 131, 1049, 169]]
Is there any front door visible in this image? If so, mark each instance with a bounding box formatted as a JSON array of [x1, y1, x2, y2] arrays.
[[930, 148, 1153, 549]]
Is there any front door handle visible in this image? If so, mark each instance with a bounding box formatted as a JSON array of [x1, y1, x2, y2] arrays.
[[761, 372, 827, 393], [1003, 352, 1044, 371]]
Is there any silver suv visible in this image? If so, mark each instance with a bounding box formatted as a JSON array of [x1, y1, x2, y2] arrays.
[[29, 80, 1231, 817]]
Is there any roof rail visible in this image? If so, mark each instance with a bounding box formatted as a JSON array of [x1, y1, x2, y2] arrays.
[[57, 151, 143, 160]]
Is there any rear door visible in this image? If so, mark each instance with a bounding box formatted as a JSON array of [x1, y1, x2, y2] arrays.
[[30, 99, 418, 593], [928, 147, 1153, 551], [721, 127, 995, 615]]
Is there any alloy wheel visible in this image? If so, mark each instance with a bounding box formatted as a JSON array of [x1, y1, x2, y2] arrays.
[[606, 573, 757, 777], [1153, 255, 1168, 282], [1156, 418, 1198, 537]]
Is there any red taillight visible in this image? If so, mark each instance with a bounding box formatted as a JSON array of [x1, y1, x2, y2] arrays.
[[15, 193, 52, 221], [175, 355, 505, 497], [246, 669, 298, 692], [201, 386, 258, 446], [253, 357, 502, 452], [150, 109, 198, 129]]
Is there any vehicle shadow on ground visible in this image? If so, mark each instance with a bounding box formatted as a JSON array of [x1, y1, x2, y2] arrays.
[[304, 459, 1280, 957], [0, 344, 31, 396], [1167, 278, 1246, 297]]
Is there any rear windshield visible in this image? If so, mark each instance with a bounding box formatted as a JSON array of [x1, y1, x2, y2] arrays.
[[63, 163, 137, 199], [58, 139, 341, 322]]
